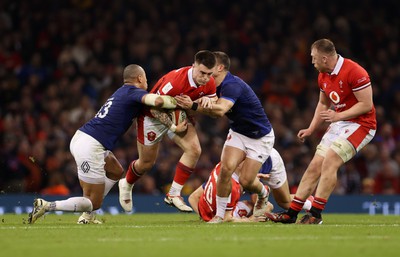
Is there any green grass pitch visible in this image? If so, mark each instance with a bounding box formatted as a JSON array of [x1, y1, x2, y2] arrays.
[[0, 213, 399, 257]]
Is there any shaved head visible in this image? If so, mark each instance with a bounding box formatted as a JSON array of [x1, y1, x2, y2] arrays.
[[123, 64, 148, 90], [123, 64, 145, 81]]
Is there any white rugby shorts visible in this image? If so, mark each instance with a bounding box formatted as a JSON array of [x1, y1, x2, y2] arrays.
[[70, 130, 110, 184], [264, 148, 288, 190], [223, 128, 275, 163], [317, 121, 376, 162], [136, 114, 190, 145]]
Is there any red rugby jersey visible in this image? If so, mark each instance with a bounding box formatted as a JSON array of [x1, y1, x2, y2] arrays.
[[150, 66, 216, 99], [318, 56, 376, 129]]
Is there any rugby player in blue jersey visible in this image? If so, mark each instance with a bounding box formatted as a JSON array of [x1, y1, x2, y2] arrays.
[[175, 51, 275, 223], [28, 64, 185, 224]]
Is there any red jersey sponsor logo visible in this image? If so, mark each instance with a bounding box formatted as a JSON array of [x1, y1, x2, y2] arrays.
[[329, 91, 340, 104]]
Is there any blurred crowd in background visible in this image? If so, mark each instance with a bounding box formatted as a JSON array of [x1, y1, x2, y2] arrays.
[[1, 0, 400, 197]]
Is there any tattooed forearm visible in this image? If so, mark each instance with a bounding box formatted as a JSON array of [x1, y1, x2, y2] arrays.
[[150, 108, 173, 128]]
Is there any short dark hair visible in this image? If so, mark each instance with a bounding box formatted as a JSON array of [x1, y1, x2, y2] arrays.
[[194, 50, 216, 69], [311, 39, 336, 56], [213, 51, 230, 71]]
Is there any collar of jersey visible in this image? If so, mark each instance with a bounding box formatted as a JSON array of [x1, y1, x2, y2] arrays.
[[330, 54, 344, 75]]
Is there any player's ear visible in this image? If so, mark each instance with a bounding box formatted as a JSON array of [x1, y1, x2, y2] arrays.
[[217, 63, 226, 72], [137, 74, 143, 83]]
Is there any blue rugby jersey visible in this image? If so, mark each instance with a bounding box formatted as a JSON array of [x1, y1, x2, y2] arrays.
[[79, 85, 147, 150], [217, 72, 271, 138]]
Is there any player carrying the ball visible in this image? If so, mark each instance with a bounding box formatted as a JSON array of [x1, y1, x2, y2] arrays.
[[118, 50, 218, 213]]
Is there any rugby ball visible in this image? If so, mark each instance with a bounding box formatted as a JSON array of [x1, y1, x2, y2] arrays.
[[168, 109, 187, 125]]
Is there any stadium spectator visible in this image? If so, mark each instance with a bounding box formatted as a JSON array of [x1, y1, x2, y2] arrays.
[[0, 0, 399, 198]]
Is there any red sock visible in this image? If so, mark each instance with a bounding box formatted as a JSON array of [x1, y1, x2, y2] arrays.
[[173, 162, 193, 185], [312, 197, 327, 211], [125, 160, 142, 184], [289, 196, 306, 212]]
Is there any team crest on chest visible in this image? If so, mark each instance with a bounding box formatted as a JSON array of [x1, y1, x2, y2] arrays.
[[339, 80, 344, 92]]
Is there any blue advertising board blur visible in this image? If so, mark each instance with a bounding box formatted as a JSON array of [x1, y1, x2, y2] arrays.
[[0, 194, 399, 215]]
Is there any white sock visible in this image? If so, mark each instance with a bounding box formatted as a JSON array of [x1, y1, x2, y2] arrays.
[[103, 177, 118, 198], [303, 199, 312, 211], [215, 195, 230, 218], [168, 181, 183, 196], [258, 185, 268, 198], [49, 197, 93, 212]]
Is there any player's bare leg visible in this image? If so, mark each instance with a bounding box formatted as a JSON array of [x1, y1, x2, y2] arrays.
[[238, 158, 268, 217], [296, 149, 344, 224], [209, 146, 244, 223], [166, 124, 201, 212], [271, 180, 292, 210], [119, 142, 160, 212]]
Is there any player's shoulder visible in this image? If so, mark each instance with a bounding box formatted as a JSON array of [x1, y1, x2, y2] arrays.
[[123, 84, 148, 94], [343, 58, 368, 74], [163, 66, 190, 82], [221, 73, 243, 88], [170, 66, 190, 77]]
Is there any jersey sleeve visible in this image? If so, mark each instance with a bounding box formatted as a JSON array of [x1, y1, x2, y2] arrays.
[[220, 82, 242, 103], [318, 74, 324, 92], [127, 87, 147, 103], [348, 65, 371, 92]]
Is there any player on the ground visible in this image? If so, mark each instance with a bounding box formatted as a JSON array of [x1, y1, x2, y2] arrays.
[[188, 148, 313, 222], [176, 51, 274, 223], [28, 64, 183, 224], [266, 38, 376, 224], [118, 50, 217, 213]]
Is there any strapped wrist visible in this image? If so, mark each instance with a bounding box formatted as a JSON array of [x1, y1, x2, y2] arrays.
[[191, 102, 199, 111]]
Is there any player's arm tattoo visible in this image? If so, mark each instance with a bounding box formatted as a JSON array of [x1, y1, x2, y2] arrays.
[[150, 108, 173, 128]]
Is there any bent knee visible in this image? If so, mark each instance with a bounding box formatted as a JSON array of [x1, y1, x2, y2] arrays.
[[239, 178, 254, 189], [188, 143, 201, 158], [138, 160, 156, 173], [107, 166, 124, 180]]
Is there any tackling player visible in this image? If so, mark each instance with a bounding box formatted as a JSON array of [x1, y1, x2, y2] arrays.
[[176, 51, 274, 223], [28, 64, 182, 224]]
